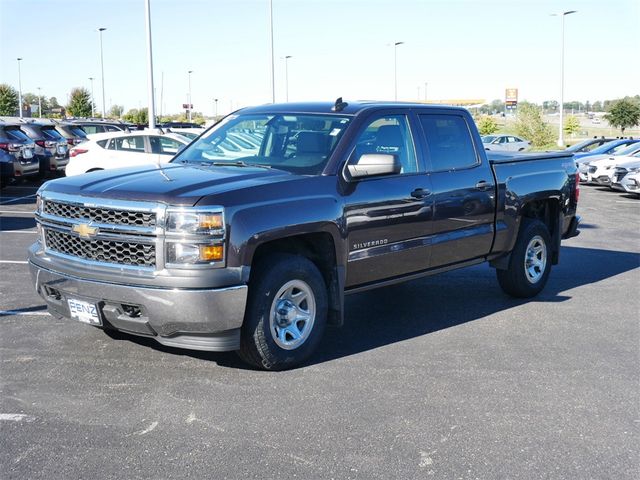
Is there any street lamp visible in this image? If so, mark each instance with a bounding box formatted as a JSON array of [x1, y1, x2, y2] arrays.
[[553, 10, 577, 148], [88, 77, 95, 117], [37, 86, 42, 118], [424, 82, 428, 102], [268, 0, 275, 103], [214, 98, 218, 119], [17, 58, 23, 118], [393, 41, 404, 101], [187, 70, 193, 122], [98, 27, 107, 118], [284, 55, 292, 102], [144, 0, 156, 129]]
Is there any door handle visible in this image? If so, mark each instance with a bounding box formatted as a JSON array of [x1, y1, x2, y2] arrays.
[[411, 188, 431, 199], [475, 180, 492, 191]]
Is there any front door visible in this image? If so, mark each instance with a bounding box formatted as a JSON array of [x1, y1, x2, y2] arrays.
[[343, 113, 433, 287]]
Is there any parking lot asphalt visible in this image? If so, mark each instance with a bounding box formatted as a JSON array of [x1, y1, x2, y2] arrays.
[[0, 181, 638, 479]]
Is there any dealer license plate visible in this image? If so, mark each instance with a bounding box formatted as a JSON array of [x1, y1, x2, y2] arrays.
[[57, 145, 67, 155], [67, 298, 101, 325]]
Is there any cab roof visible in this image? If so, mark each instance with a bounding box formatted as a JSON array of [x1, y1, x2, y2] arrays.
[[238, 100, 469, 116]]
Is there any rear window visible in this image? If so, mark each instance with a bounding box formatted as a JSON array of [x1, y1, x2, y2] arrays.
[[5, 128, 30, 141], [42, 128, 64, 140], [69, 126, 87, 138]]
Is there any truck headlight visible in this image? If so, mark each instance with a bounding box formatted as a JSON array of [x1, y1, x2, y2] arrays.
[[164, 207, 226, 267], [35, 194, 43, 214], [166, 210, 223, 234], [166, 242, 224, 264]]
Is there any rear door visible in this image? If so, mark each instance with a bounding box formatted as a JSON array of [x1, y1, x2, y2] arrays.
[[105, 135, 148, 168], [417, 112, 496, 268], [148, 136, 185, 164]]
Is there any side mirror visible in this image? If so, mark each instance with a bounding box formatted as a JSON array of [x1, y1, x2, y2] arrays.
[[347, 153, 400, 179]]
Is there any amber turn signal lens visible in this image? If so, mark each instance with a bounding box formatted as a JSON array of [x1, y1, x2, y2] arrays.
[[199, 214, 223, 229], [199, 245, 224, 262]]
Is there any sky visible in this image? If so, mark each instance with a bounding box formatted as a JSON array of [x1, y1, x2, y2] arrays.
[[1, 0, 639, 117]]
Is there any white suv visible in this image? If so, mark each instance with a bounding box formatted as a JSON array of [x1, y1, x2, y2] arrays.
[[66, 130, 190, 177]]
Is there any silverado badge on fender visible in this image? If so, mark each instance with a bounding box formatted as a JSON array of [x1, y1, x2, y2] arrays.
[[72, 223, 99, 239]]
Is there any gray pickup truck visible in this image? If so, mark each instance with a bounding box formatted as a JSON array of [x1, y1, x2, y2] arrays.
[[29, 101, 580, 370]]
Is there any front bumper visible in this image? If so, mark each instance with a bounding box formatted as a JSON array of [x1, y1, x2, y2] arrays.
[[29, 261, 248, 351]]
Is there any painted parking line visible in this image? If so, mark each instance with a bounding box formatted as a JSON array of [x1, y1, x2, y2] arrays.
[[0, 310, 50, 317], [0, 194, 36, 205], [0, 210, 35, 215], [615, 200, 639, 204], [0, 260, 28, 264], [0, 413, 37, 422]]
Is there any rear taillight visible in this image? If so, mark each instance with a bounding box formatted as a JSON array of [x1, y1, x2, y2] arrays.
[[70, 148, 88, 157], [0, 142, 21, 152], [67, 138, 74, 145], [35, 140, 57, 148], [574, 174, 580, 203]]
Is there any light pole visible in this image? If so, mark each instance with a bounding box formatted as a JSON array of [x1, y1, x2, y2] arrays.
[[553, 10, 577, 148], [393, 41, 404, 101], [37, 86, 42, 118], [284, 55, 292, 102], [98, 27, 107, 118], [88, 77, 95, 117], [214, 98, 218, 119], [268, 0, 275, 103], [187, 70, 193, 122], [424, 82, 428, 102], [144, 0, 156, 129], [17, 57, 23, 118]]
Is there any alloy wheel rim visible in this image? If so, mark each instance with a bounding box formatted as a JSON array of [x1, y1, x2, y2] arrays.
[[524, 235, 547, 284], [269, 279, 316, 350]]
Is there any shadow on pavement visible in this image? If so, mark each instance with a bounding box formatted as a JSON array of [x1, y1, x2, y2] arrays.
[[102, 245, 640, 370], [0, 216, 37, 230]]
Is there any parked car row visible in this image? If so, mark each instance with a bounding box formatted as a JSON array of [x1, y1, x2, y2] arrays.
[[572, 138, 640, 197], [0, 117, 79, 186]]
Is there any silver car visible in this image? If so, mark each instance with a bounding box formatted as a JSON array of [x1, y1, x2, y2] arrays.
[[482, 135, 531, 152]]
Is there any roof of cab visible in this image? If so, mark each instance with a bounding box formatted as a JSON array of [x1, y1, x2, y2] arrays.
[[238, 100, 469, 116]]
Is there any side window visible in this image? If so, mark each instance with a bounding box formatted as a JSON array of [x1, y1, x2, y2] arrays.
[[150, 136, 183, 155], [351, 114, 418, 174], [82, 125, 98, 135], [105, 125, 120, 132], [111, 136, 145, 152], [419, 114, 478, 171]]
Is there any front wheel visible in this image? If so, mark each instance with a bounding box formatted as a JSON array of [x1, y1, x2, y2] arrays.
[[238, 254, 328, 370], [496, 219, 552, 298]]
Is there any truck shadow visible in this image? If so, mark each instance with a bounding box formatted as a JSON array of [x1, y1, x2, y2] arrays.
[[104, 245, 639, 370], [311, 245, 639, 367]]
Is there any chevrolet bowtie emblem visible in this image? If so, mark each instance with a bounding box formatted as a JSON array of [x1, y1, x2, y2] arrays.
[[72, 223, 99, 239]]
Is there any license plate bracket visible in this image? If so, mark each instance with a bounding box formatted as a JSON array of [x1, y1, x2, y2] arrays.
[[67, 298, 102, 326]]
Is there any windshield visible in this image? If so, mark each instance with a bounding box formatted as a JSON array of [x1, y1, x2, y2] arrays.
[[172, 113, 351, 175], [482, 135, 497, 143], [614, 142, 640, 156]]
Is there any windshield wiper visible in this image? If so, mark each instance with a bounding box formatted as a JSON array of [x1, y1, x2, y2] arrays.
[[211, 160, 271, 169]]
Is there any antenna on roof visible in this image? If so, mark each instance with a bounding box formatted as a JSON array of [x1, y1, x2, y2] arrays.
[[332, 97, 348, 112]]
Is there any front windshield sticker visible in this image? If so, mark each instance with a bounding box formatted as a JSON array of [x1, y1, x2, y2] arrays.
[[329, 128, 342, 136]]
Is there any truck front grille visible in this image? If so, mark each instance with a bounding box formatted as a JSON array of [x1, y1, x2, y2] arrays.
[[45, 229, 156, 267], [44, 199, 156, 227]]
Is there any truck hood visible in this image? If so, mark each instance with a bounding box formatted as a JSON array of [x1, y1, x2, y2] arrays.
[[40, 163, 295, 206]]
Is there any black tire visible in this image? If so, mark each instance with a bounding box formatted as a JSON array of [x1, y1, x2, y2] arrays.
[[238, 254, 328, 370], [496, 218, 552, 298]]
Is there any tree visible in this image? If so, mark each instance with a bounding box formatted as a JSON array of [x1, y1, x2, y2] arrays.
[[122, 108, 148, 125], [67, 87, 93, 117], [0, 83, 19, 116], [604, 98, 640, 134], [477, 115, 499, 136], [514, 102, 556, 149], [109, 104, 124, 119], [564, 115, 581, 137]]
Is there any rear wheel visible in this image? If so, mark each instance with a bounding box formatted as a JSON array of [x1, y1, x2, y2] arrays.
[[496, 219, 552, 298], [238, 254, 327, 370]]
